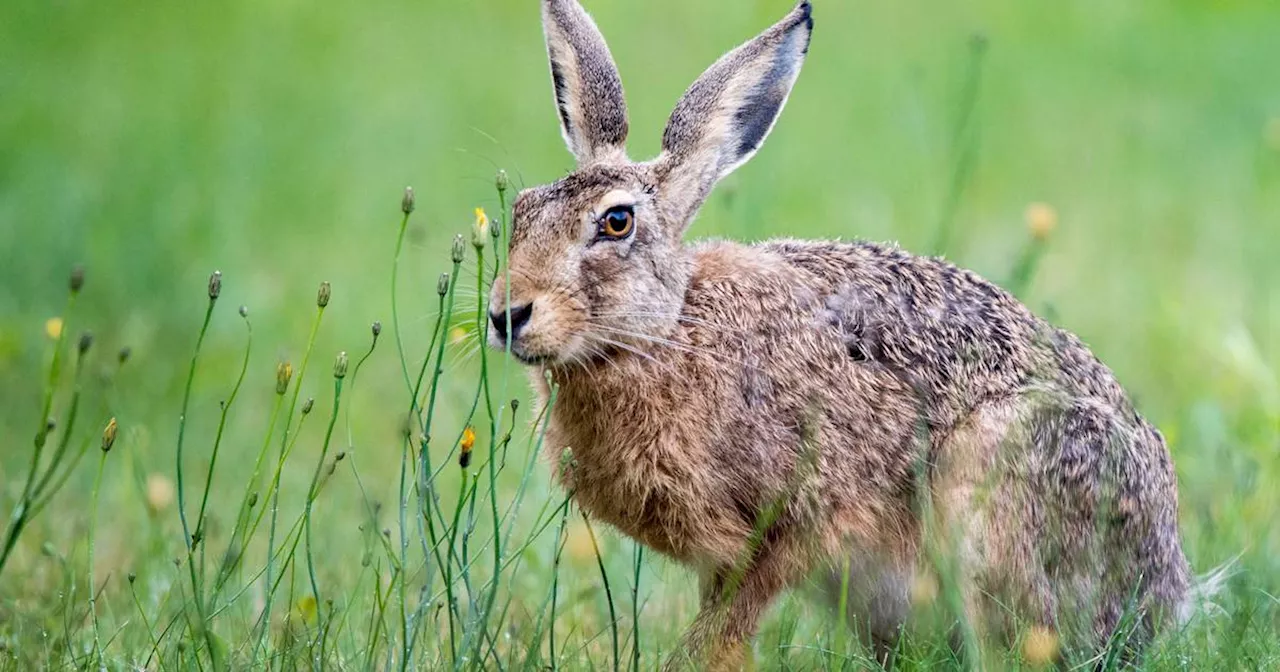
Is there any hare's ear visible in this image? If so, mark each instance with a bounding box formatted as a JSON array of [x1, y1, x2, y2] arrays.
[[656, 1, 812, 224], [542, 0, 629, 165]]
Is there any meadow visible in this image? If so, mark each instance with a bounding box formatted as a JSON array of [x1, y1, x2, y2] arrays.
[[1, 0, 1278, 669]]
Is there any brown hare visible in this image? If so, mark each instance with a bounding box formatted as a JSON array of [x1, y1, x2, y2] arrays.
[[489, 0, 1193, 668]]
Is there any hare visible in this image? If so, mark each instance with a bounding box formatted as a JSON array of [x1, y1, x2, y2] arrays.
[[489, 0, 1192, 668]]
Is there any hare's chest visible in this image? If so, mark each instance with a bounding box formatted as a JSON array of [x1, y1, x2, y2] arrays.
[[543, 402, 743, 564]]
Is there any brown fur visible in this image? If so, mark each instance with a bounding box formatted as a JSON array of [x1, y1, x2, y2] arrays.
[[492, 2, 1190, 668]]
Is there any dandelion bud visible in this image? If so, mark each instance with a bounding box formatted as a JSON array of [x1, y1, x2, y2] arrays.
[[401, 186, 415, 215], [495, 169, 509, 195], [302, 398, 315, 415], [118, 346, 132, 365], [335, 451, 347, 462], [334, 351, 349, 379], [248, 492, 259, 508], [372, 320, 382, 338], [451, 235, 465, 263], [459, 426, 476, 469], [77, 331, 93, 356], [208, 271, 222, 301], [128, 572, 137, 584], [276, 361, 293, 395], [317, 281, 331, 308], [472, 208, 490, 249], [437, 273, 450, 297], [510, 399, 519, 413], [69, 266, 85, 294], [101, 417, 118, 453], [46, 419, 56, 433], [239, 305, 249, 318]]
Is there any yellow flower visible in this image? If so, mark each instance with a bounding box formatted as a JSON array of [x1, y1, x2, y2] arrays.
[[1022, 625, 1060, 666], [460, 426, 476, 455], [45, 317, 63, 340], [1025, 202, 1058, 241], [449, 326, 468, 345], [909, 571, 938, 607], [146, 473, 175, 515], [296, 596, 318, 624]]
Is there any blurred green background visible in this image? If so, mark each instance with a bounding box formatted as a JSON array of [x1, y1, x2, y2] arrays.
[[2, 0, 1278, 665]]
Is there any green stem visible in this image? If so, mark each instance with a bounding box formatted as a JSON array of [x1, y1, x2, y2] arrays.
[[305, 374, 346, 663], [88, 448, 109, 669]]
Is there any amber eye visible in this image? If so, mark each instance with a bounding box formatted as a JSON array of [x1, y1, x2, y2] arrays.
[[598, 205, 635, 239]]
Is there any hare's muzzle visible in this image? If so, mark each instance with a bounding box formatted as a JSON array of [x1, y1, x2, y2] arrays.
[[489, 302, 533, 344]]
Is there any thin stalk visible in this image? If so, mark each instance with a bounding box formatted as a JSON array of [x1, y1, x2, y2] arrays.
[[304, 369, 346, 666], [582, 513, 620, 672], [88, 447, 110, 669], [548, 499, 573, 671], [930, 35, 989, 256], [130, 580, 168, 672], [630, 544, 643, 672], [0, 288, 76, 577]]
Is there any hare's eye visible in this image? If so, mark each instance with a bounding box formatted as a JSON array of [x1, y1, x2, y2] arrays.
[[597, 206, 634, 240]]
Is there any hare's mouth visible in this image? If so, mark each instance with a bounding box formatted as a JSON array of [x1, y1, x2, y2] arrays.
[[510, 347, 552, 366]]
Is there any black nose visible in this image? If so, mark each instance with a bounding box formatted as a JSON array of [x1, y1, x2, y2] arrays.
[[490, 302, 533, 342]]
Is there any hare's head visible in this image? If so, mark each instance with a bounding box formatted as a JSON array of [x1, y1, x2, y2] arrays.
[[489, 0, 813, 366]]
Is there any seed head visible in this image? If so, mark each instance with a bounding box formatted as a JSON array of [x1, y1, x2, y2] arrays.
[[208, 271, 222, 301], [77, 331, 94, 356], [145, 473, 175, 514], [1025, 202, 1057, 241], [472, 208, 490, 249], [451, 235, 465, 263], [334, 351, 349, 379], [372, 320, 383, 338], [118, 346, 132, 365], [101, 417, 118, 453], [276, 361, 293, 395], [69, 266, 85, 294], [239, 305, 249, 318], [302, 398, 315, 415], [401, 186, 416, 215], [495, 169, 509, 195], [437, 273, 450, 297]]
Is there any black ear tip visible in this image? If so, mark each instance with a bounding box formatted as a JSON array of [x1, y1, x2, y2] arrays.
[[794, 1, 814, 30]]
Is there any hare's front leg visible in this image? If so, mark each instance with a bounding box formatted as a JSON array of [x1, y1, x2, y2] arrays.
[[664, 545, 800, 671]]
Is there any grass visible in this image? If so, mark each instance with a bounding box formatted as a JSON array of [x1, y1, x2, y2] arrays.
[[1, 0, 1278, 669]]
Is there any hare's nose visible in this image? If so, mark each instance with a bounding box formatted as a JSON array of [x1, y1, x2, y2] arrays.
[[490, 302, 533, 342]]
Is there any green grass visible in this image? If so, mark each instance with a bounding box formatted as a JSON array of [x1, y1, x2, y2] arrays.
[[2, 0, 1278, 669]]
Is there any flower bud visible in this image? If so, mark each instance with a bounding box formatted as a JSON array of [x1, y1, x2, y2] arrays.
[[70, 266, 85, 294], [248, 492, 259, 508], [472, 208, 490, 249], [510, 399, 520, 413], [402, 186, 415, 215], [128, 572, 137, 584], [317, 281, 331, 308], [208, 271, 222, 301], [437, 273, 450, 297], [301, 398, 315, 415], [495, 169, 509, 195], [276, 361, 293, 395], [334, 351, 349, 379], [239, 305, 249, 318], [101, 417, 118, 453], [372, 320, 383, 338], [451, 235, 465, 263], [118, 347, 132, 365], [78, 331, 94, 357]]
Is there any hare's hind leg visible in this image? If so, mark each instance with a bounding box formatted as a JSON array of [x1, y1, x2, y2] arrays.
[[929, 399, 1059, 649]]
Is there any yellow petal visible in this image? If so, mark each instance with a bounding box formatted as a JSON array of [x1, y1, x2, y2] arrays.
[[45, 317, 63, 340]]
